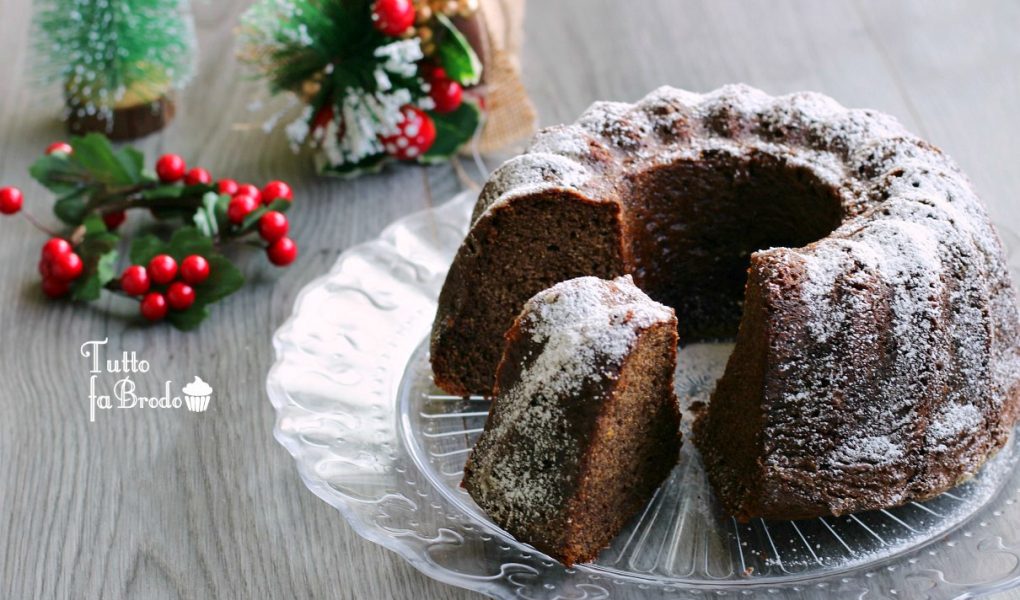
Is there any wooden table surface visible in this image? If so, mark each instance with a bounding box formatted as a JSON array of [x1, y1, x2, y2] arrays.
[[1, 0, 1018, 598]]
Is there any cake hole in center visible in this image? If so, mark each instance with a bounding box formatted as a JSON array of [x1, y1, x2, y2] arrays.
[[624, 149, 844, 340]]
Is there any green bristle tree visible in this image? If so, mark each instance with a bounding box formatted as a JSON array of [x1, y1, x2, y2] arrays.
[[34, 0, 196, 139]]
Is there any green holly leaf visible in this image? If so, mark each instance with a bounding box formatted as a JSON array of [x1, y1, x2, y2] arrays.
[[71, 219, 120, 301], [70, 134, 144, 186], [193, 192, 222, 237], [422, 101, 482, 161], [149, 206, 194, 221], [113, 145, 145, 185], [29, 152, 91, 196], [166, 255, 243, 331], [129, 234, 166, 266], [167, 304, 211, 331], [142, 185, 189, 220], [53, 188, 91, 225], [141, 185, 186, 201], [129, 227, 216, 265], [193, 210, 215, 237], [167, 227, 215, 260], [435, 14, 483, 86], [71, 248, 119, 302], [193, 255, 244, 304], [268, 198, 292, 214]]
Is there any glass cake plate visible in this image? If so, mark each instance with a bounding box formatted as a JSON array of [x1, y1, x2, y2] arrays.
[[267, 190, 1020, 599]]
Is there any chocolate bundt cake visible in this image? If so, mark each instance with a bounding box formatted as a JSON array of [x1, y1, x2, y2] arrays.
[[463, 275, 681, 565], [435, 84, 1020, 520]]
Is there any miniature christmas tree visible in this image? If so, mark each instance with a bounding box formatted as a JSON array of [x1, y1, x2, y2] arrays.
[[34, 0, 196, 139]]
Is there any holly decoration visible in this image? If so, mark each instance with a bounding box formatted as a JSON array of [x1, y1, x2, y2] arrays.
[[239, 0, 483, 177], [1, 134, 300, 330]]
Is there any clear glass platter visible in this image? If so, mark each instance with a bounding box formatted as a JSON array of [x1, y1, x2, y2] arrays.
[[268, 190, 1020, 599]]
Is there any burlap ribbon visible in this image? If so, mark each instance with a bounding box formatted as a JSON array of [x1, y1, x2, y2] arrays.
[[465, 0, 537, 154]]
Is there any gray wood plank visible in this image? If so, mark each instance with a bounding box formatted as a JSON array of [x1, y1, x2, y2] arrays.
[[0, 0, 1016, 598]]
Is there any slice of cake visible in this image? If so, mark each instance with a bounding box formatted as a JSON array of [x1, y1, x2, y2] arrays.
[[462, 275, 681, 566]]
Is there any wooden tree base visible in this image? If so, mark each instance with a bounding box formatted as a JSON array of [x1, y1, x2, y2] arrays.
[[66, 96, 175, 141]]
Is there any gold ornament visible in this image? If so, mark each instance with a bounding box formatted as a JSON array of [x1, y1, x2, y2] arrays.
[[301, 79, 322, 102]]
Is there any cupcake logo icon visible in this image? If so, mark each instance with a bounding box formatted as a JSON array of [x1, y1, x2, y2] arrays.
[[183, 376, 213, 413]]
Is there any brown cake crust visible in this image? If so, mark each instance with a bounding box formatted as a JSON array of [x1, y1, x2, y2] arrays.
[[462, 276, 680, 565], [436, 85, 1020, 520]]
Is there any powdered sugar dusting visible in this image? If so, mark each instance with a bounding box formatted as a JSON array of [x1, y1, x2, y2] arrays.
[[473, 152, 595, 223], [522, 275, 673, 387], [831, 435, 904, 466], [928, 402, 984, 446], [456, 84, 1020, 519], [465, 276, 674, 529]]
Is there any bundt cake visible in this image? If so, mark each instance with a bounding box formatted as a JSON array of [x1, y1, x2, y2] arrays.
[[462, 275, 681, 565], [436, 84, 1020, 520]]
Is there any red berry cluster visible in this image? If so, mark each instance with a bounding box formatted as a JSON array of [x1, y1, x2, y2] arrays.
[[224, 179, 298, 266], [155, 154, 299, 267], [375, 65, 462, 161], [121, 254, 209, 321], [2, 141, 303, 328], [425, 67, 463, 114], [38, 238, 83, 298]]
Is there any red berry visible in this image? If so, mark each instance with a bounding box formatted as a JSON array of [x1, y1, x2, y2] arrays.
[[227, 194, 259, 225], [155, 154, 187, 182], [166, 281, 196, 311], [379, 106, 436, 160], [258, 211, 289, 242], [236, 184, 261, 204], [185, 167, 212, 186], [180, 255, 210, 285], [45, 141, 73, 156], [38, 259, 52, 278], [102, 210, 126, 230], [0, 186, 23, 215], [41, 277, 71, 299], [50, 252, 84, 281], [421, 64, 447, 81], [430, 78, 463, 113], [217, 179, 239, 195], [311, 104, 335, 134], [140, 292, 168, 321], [261, 180, 293, 204], [120, 265, 150, 296], [371, 0, 415, 36], [267, 237, 298, 266], [41, 238, 72, 262], [147, 254, 178, 285]]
